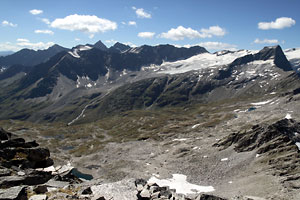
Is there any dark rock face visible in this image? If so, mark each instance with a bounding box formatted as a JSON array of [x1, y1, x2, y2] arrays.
[[108, 42, 131, 53], [0, 127, 12, 140], [93, 40, 108, 51], [197, 194, 227, 200], [0, 64, 32, 81], [82, 186, 93, 195]]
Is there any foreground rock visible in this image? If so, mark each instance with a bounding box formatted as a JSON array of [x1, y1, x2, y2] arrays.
[[0, 127, 79, 199]]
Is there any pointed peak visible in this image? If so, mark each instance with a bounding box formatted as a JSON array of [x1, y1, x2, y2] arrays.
[[93, 40, 108, 51]]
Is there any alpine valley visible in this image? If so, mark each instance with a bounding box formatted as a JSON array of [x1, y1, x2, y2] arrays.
[[1, 41, 300, 200]]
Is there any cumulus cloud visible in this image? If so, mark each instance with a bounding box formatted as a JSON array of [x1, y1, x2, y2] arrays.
[[188, 42, 237, 51], [29, 9, 43, 15], [128, 21, 137, 26], [254, 38, 279, 44], [138, 32, 155, 39], [200, 26, 226, 37], [2, 20, 17, 27], [34, 29, 54, 35], [258, 17, 296, 30], [159, 25, 226, 41], [50, 14, 117, 38], [160, 26, 203, 40], [132, 7, 151, 19]]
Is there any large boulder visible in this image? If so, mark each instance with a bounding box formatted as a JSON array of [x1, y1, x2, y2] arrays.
[[0, 127, 12, 141]]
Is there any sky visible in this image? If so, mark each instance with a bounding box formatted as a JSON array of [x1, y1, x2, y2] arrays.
[[0, 0, 299, 52]]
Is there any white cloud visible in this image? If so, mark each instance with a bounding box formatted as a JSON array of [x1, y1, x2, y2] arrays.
[[0, 42, 20, 51], [121, 21, 126, 25], [34, 29, 54, 35], [133, 7, 151, 19], [138, 32, 155, 39], [2, 20, 17, 27], [159, 25, 226, 41], [128, 21, 137, 26], [16, 39, 54, 50], [17, 38, 29, 42], [187, 42, 237, 51], [75, 38, 81, 41], [254, 38, 279, 44], [0, 39, 54, 51], [258, 17, 296, 30], [50, 14, 117, 37], [105, 39, 118, 45], [160, 26, 202, 41], [40, 18, 50, 25], [200, 26, 226, 37], [29, 9, 43, 15]]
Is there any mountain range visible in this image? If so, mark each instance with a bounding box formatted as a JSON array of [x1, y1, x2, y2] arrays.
[[0, 41, 299, 124]]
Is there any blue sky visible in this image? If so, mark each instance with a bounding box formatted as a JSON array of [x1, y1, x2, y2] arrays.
[[0, 0, 299, 52]]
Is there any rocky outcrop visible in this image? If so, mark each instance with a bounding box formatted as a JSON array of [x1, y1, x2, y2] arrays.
[[0, 127, 77, 199], [214, 119, 300, 190], [134, 179, 227, 200]]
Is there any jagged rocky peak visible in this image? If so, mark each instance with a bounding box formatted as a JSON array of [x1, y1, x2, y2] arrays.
[[113, 42, 131, 52], [230, 45, 292, 70], [93, 40, 108, 51]]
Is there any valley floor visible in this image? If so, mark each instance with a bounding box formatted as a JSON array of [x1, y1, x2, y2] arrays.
[[1, 92, 300, 199]]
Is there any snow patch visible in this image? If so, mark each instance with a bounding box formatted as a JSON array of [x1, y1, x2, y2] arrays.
[[285, 113, 292, 119], [221, 158, 228, 161], [192, 124, 200, 129], [173, 138, 188, 142], [251, 99, 273, 106], [68, 49, 80, 58], [78, 45, 93, 51], [148, 174, 215, 195], [295, 142, 300, 151], [86, 83, 92, 88]]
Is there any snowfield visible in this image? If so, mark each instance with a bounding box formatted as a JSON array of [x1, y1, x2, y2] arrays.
[[148, 174, 215, 195]]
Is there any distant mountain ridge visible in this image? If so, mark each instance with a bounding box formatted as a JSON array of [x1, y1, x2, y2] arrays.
[[0, 44, 69, 67], [0, 43, 299, 123]]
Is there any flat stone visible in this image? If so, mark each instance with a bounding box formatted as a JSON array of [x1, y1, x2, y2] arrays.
[[0, 186, 25, 199], [140, 188, 151, 198], [136, 184, 144, 192], [29, 194, 47, 200], [0, 175, 25, 188], [18, 171, 26, 176]]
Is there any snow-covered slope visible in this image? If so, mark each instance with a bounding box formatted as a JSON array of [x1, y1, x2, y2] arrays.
[[284, 48, 300, 71], [142, 50, 257, 74], [68, 45, 93, 58]]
